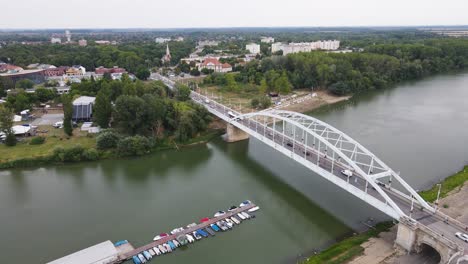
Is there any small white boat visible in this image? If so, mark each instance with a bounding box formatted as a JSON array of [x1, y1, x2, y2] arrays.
[[221, 220, 233, 229], [170, 227, 184, 234], [138, 254, 147, 263], [186, 234, 195, 243], [164, 243, 172, 252], [237, 213, 246, 220], [225, 218, 236, 226], [214, 210, 226, 217], [148, 249, 156, 256], [239, 200, 252, 207], [231, 216, 241, 224], [186, 223, 197, 228], [248, 206, 260, 212], [173, 239, 180, 247], [158, 245, 167, 254], [241, 212, 251, 219], [153, 247, 161, 256]]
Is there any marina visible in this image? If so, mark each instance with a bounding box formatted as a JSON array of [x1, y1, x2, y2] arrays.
[[121, 202, 258, 263], [47, 201, 259, 264]]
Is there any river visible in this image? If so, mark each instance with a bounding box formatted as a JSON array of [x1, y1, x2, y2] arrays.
[[1, 72, 468, 264]]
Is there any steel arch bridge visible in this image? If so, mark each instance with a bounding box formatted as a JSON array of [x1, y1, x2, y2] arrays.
[[155, 74, 468, 261], [236, 109, 435, 220]]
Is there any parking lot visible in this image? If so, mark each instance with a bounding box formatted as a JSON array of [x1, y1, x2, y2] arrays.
[[31, 114, 64, 126]]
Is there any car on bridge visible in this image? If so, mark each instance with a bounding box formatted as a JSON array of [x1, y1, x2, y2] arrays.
[[341, 169, 353, 177], [455, 232, 468, 242]]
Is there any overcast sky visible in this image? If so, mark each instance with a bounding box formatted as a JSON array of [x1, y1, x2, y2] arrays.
[[1, 0, 467, 29]]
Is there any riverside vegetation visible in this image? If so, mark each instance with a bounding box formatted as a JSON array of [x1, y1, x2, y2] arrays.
[[0, 78, 218, 169]]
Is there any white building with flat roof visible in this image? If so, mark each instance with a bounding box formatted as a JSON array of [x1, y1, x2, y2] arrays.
[[246, 43, 261, 54], [271, 40, 340, 55], [155, 37, 171, 43], [261, 37, 275, 43], [51, 37, 61, 44], [47, 241, 118, 264]]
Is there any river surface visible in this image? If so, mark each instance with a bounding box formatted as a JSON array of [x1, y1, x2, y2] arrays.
[[1, 72, 468, 264]]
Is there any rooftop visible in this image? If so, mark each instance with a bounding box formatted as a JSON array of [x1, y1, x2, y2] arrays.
[[46, 241, 118, 264], [73, 96, 96, 105]]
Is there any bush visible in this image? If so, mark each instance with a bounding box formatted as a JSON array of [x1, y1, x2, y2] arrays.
[[250, 98, 260, 108], [117, 135, 151, 157], [30, 136, 45, 145], [258, 96, 272, 109], [96, 131, 120, 150], [83, 148, 99, 161], [51, 145, 98, 162], [4, 133, 16, 146]]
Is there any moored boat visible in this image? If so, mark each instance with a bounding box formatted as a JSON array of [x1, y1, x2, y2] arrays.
[[137, 254, 146, 263], [153, 247, 161, 255], [239, 200, 252, 207], [210, 223, 221, 232], [248, 206, 260, 212], [205, 227, 216, 236], [214, 210, 226, 217], [231, 216, 241, 224], [158, 244, 167, 254], [148, 249, 156, 256], [132, 256, 141, 264], [237, 213, 246, 220]]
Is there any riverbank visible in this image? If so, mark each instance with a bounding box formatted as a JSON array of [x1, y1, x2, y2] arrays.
[[301, 165, 468, 264], [0, 128, 224, 170]]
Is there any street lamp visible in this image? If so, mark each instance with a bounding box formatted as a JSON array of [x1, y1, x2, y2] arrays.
[[435, 183, 442, 207]]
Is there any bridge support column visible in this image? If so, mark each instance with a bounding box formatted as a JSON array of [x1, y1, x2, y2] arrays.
[[395, 223, 417, 252], [223, 124, 249, 143]]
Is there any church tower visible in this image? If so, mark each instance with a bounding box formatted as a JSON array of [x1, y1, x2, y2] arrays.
[[162, 44, 171, 63]]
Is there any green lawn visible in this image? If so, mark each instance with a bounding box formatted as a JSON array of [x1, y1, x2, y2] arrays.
[[419, 166, 468, 202], [301, 222, 394, 264], [0, 126, 95, 163]]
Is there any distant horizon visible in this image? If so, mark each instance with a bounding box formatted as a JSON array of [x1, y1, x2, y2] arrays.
[[3, 0, 468, 29], [1, 25, 468, 32]]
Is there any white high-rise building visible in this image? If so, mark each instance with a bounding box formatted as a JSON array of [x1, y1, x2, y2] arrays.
[[246, 43, 261, 54], [51, 37, 61, 44], [271, 40, 340, 55], [155, 38, 171, 44], [261, 37, 275, 43], [65, 30, 71, 42]]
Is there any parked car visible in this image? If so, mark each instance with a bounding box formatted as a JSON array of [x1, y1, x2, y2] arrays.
[[53, 121, 63, 128]]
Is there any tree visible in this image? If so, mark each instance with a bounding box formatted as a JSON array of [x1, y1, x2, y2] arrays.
[[62, 94, 73, 136], [174, 84, 191, 101], [274, 71, 293, 94], [93, 84, 112, 128], [190, 68, 201, 76], [0, 105, 15, 146], [113, 95, 147, 135], [35, 88, 56, 103], [6, 91, 31, 113], [225, 74, 239, 91], [15, 79, 34, 89], [136, 66, 150, 80]]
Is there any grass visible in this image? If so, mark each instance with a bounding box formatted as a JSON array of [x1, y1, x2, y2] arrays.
[[419, 166, 468, 202], [0, 126, 95, 163], [201, 85, 263, 113], [301, 222, 394, 264]]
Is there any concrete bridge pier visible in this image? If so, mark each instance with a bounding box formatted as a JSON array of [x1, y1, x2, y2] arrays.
[[394, 222, 461, 264], [223, 123, 249, 142]]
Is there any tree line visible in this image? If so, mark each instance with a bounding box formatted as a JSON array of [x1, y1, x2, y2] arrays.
[[0, 41, 195, 73], [206, 38, 468, 96]]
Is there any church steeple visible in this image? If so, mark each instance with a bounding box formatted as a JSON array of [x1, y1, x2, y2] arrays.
[[162, 43, 172, 63]]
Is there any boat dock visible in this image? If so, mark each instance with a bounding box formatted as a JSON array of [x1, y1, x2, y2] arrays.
[[117, 203, 257, 262]]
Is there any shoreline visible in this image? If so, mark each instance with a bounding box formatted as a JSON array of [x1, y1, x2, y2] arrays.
[[0, 129, 224, 170], [300, 165, 468, 264]]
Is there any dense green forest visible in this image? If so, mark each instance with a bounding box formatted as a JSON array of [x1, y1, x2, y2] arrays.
[[0, 41, 195, 72], [210, 38, 468, 95]]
